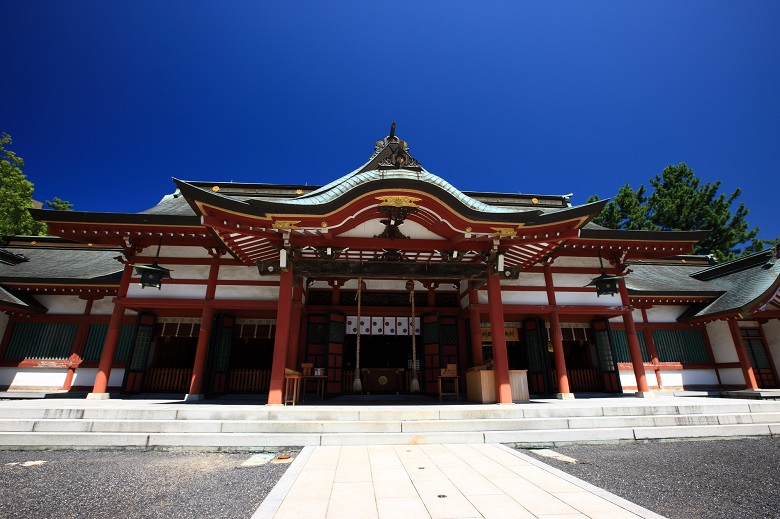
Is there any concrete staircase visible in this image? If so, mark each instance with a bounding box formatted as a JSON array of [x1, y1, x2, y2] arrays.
[[1, 397, 779, 451]]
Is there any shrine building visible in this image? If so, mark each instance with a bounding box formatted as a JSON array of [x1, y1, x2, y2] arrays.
[[1, 127, 779, 404]]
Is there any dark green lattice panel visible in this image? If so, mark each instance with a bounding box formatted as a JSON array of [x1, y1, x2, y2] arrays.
[[654, 329, 709, 363], [328, 320, 345, 343], [5, 322, 77, 360], [610, 329, 649, 363]]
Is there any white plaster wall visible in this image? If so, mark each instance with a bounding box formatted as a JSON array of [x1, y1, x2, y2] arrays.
[[619, 368, 661, 389], [341, 279, 413, 291], [0, 367, 17, 386], [550, 256, 602, 269], [552, 273, 598, 288], [482, 290, 548, 305], [162, 264, 210, 279], [90, 297, 137, 316], [513, 273, 546, 287], [608, 308, 643, 324], [219, 265, 265, 281], [135, 245, 211, 259], [706, 321, 738, 363], [763, 320, 780, 376], [215, 285, 279, 300], [127, 283, 207, 299], [71, 367, 125, 388], [554, 291, 620, 306], [644, 305, 688, 323], [33, 295, 87, 315], [0, 368, 67, 389], [339, 219, 445, 240], [660, 369, 719, 388], [719, 367, 747, 386]]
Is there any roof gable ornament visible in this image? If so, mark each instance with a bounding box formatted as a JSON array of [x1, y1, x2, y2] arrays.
[[374, 122, 422, 171]]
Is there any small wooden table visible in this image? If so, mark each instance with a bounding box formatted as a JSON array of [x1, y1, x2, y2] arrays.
[[301, 375, 327, 401], [438, 375, 460, 401], [283, 375, 301, 406]]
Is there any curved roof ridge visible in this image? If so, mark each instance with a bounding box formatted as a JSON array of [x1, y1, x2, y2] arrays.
[[270, 167, 522, 214]]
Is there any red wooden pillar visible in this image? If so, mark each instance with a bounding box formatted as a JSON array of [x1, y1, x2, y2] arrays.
[[426, 282, 437, 307], [286, 282, 304, 370], [63, 299, 94, 391], [487, 269, 512, 404], [544, 265, 572, 398], [729, 319, 759, 390], [186, 259, 220, 400], [468, 284, 484, 366], [268, 266, 295, 405], [619, 280, 651, 396], [88, 264, 133, 398], [330, 280, 341, 306], [641, 308, 664, 389]]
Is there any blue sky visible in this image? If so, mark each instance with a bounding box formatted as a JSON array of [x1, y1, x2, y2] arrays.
[[2, 2, 778, 244]]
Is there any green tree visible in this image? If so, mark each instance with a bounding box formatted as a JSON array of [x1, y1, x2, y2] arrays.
[[587, 183, 655, 231], [588, 163, 760, 262], [0, 133, 46, 236], [647, 163, 758, 261], [46, 196, 74, 211]]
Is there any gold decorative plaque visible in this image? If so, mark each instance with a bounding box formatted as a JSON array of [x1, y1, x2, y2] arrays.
[[491, 227, 517, 237], [272, 221, 301, 230], [376, 195, 422, 208]]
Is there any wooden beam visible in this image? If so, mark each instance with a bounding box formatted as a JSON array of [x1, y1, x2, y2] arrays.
[[286, 259, 488, 280]]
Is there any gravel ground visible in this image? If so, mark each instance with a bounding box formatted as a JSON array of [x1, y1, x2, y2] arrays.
[[0, 449, 298, 519], [520, 437, 780, 519]]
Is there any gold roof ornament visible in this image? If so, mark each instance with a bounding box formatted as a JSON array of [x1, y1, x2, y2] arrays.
[[376, 195, 422, 208]]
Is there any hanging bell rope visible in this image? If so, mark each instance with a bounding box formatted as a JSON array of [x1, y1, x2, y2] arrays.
[[408, 281, 420, 393], [352, 278, 363, 393]]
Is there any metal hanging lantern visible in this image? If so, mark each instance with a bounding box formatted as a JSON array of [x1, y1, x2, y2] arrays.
[[135, 261, 172, 289], [585, 252, 621, 297], [135, 237, 173, 289]]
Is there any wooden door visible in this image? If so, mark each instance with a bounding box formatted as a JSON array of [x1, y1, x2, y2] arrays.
[[205, 313, 233, 396], [420, 313, 459, 395], [523, 317, 553, 395], [742, 329, 778, 388], [122, 312, 156, 394], [326, 312, 346, 395]]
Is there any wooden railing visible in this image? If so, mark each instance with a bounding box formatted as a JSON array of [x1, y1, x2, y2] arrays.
[[144, 368, 192, 392], [227, 369, 271, 393], [342, 370, 355, 393], [551, 369, 601, 392]]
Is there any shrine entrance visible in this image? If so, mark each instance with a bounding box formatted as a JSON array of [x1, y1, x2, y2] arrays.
[[343, 334, 414, 394]]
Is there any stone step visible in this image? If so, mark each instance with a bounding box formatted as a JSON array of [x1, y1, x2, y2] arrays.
[[3, 400, 780, 422], [1, 421, 778, 449], [2, 412, 780, 435]]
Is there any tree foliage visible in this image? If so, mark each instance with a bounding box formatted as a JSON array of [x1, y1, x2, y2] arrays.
[[0, 133, 46, 237], [46, 196, 74, 211], [589, 163, 760, 262], [0, 133, 73, 238]]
